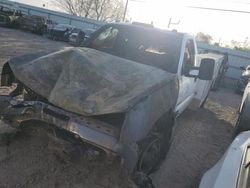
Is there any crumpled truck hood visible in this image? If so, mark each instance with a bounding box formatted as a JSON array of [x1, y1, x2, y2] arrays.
[[8, 47, 176, 116]]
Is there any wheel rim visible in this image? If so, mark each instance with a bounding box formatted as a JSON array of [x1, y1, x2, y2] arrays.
[[138, 136, 162, 174]]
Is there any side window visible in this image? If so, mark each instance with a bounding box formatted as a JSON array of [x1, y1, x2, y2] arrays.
[[91, 27, 119, 49], [182, 39, 195, 75]]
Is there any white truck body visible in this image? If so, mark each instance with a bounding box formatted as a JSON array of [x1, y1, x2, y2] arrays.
[[174, 38, 223, 115], [174, 35, 199, 115]]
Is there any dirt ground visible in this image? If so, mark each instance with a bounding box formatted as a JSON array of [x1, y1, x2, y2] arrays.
[[0, 27, 243, 188], [0, 27, 68, 66]]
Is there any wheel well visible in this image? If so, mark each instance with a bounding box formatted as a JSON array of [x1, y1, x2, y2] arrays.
[[154, 109, 175, 132]]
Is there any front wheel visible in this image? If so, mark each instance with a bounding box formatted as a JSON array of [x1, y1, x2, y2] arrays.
[[136, 115, 174, 174]]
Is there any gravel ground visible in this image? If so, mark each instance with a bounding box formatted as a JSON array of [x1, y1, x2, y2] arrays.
[[0, 27, 243, 188]]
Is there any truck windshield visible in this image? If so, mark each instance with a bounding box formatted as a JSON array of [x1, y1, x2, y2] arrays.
[[88, 25, 182, 73]]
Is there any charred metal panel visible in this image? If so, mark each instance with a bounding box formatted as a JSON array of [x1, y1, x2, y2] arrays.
[[119, 77, 178, 171], [121, 77, 178, 143], [8, 48, 175, 116], [0, 96, 120, 152]]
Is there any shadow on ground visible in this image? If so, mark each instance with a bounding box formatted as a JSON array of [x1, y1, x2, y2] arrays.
[[152, 88, 240, 188]]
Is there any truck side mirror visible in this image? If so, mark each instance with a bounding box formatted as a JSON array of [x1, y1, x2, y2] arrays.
[[198, 58, 215, 80]]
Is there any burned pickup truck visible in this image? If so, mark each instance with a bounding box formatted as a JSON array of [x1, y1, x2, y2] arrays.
[[0, 23, 214, 174]]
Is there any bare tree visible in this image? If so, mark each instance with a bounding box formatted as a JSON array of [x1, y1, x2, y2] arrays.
[[54, 0, 124, 21], [93, 0, 106, 20], [82, 0, 95, 17], [103, 0, 124, 21], [54, 0, 92, 17], [92, 0, 124, 21]]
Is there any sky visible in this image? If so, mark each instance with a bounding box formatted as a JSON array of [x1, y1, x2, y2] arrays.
[[10, 0, 250, 45]]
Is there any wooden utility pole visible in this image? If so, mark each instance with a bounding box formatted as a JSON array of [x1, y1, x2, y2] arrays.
[[123, 0, 129, 21]]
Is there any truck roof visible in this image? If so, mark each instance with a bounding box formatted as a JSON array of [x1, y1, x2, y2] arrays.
[[105, 22, 186, 38]]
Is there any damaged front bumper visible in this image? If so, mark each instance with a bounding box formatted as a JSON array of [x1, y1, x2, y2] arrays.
[[0, 95, 122, 156]]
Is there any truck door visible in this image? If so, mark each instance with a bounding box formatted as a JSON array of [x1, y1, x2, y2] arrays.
[[175, 38, 197, 115]]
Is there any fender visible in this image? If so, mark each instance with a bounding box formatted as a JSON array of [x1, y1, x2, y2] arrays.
[[118, 83, 177, 172]]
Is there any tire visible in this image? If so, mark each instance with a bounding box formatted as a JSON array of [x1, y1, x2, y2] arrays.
[[199, 90, 210, 108], [234, 95, 250, 137], [131, 172, 155, 188], [136, 114, 174, 174], [199, 83, 212, 108]]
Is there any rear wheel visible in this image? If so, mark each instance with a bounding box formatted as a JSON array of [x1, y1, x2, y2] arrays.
[[199, 90, 210, 108], [234, 95, 250, 137]]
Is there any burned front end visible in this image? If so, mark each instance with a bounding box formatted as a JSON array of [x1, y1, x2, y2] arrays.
[[0, 48, 178, 172]]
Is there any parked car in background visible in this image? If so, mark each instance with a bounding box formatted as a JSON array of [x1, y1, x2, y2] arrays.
[[69, 28, 95, 46], [48, 24, 75, 41], [68, 28, 83, 46], [0, 4, 22, 28], [236, 65, 250, 93], [19, 15, 47, 35], [46, 19, 57, 32], [234, 82, 250, 136], [199, 130, 250, 188]]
